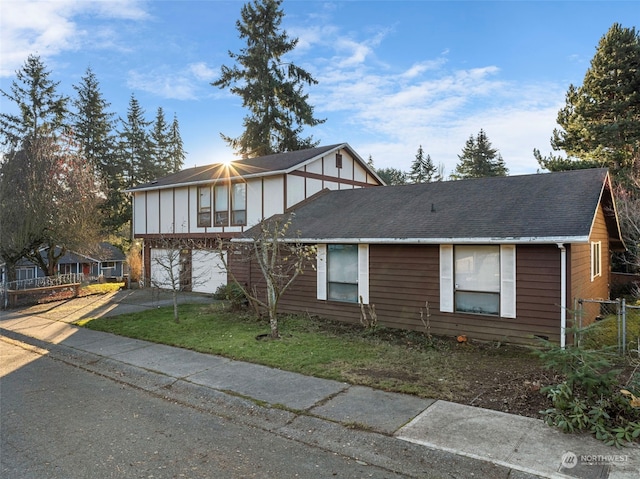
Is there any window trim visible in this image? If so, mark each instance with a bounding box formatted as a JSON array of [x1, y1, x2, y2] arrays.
[[440, 244, 516, 318], [231, 183, 247, 226], [591, 241, 602, 281], [214, 184, 229, 226], [197, 185, 211, 227], [317, 244, 369, 304]]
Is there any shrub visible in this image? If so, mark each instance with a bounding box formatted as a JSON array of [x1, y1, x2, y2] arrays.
[[214, 282, 248, 311], [534, 335, 640, 447]]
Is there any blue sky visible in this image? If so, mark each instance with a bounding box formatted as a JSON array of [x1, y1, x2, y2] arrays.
[[1, 1, 637, 177]]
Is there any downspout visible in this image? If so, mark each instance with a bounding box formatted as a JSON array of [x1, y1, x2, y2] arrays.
[[557, 243, 567, 349]]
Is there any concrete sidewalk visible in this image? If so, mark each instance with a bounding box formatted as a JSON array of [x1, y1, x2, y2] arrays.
[[1, 290, 638, 479]]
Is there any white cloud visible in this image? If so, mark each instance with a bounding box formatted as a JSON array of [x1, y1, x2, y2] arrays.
[[297, 11, 568, 177], [189, 62, 217, 82], [127, 62, 217, 100], [0, 0, 149, 77]]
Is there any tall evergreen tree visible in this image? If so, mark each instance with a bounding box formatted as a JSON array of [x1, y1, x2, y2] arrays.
[[535, 23, 640, 182], [0, 54, 68, 148], [213, 0, 325, 158], [168, 113, 186, 173], [72, 68, 126, 232], [452, 129, 508, 179], [151, 106, 172, 175], [409, 145, 436, 183], [118, 94, 154, 187], [72, 68, 116, 176]]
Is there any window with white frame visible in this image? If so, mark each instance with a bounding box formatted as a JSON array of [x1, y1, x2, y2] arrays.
[[591, 241, 602, 280], [231, 183, 246, 226], [317, 244, 369, 304], [16, 267, 36, 281], [440, 244, 516, 318], [214, 184, 229, 226], [197, 186, 211, 227]]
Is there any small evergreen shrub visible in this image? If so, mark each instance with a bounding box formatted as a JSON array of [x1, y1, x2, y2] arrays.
[[213, 283, 248, 311], [534, 334, 640, 447]]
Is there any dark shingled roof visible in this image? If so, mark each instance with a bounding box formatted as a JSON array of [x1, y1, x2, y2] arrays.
[[250, 168, 621, 244], [128, 144, 349, 191]]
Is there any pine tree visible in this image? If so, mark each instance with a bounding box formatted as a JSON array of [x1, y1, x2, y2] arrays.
[[213, 0, 325, 157], [536, 23, 640, 181], [118, 94, 154, 187], [72, 68, 116, 176], [409, 145, 436, 183], [151, 106, 172, 175], [376, 167, 407, 185], [72, 68, 126, 232], [168, 113, 186, 173], [0, 54, 68, 147], [452, 129, 508, 179]]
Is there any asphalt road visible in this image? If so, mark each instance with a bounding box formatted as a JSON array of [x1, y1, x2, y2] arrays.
[[1, 339, 408, 479]]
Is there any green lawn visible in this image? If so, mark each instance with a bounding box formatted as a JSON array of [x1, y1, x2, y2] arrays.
[[80, 302, 533, 400]]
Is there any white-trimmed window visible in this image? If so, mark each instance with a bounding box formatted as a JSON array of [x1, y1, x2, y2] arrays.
[[197, 186, 211, 227], [214, 184, 228, 226], [317, 244, 369, 304], [231, 183, 246, 226], [591, 241, 602, 281], [440, 244, 516, 318], [16, 267, 36, 281]]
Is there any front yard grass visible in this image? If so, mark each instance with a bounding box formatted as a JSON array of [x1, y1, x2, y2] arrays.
[[80, 302, 543, 406]]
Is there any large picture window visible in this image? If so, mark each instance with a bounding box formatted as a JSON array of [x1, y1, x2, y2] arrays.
[[214, 184, 229, 226], [231, 183, 246, 226], [197, 186, 211, 227], [440, 244, 516, 318], [454, 245, 500, 315]]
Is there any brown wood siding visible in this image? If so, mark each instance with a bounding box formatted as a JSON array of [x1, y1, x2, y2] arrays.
[[269, 244, 565, 345], [570, 204, 612, 325]]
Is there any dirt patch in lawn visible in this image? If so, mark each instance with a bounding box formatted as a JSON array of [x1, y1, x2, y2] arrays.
[[309, 319, 558, 419]]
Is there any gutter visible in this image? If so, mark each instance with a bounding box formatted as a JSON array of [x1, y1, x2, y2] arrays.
[[232, 236, 590, 245]]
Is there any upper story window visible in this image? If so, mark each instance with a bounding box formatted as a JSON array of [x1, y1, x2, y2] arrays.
[[591, 241, 602, 281], [335, 152, 343, 169], [197, 186, 211, 227], [214, 184, 229, 226], [213, 182, 246, 227], [231, 183, 246, 226]]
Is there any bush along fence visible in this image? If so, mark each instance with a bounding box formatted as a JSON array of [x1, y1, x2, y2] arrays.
[[575, 298, 640, 355], [1, 273, 85, 309]]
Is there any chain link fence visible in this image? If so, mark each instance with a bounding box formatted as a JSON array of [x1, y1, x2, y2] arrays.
[[575, 298, 640, 355]]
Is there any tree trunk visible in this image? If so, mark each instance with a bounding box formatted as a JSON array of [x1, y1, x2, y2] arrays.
[[172, 289, 180, 323]]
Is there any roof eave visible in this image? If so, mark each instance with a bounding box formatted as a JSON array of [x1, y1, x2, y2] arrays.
[[232, 236, 590, 244]]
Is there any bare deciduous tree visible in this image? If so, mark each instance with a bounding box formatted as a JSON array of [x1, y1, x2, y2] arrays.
[[219, 215, 316, 339], [150, 236, 213, 323]]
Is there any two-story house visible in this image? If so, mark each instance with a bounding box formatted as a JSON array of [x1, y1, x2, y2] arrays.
[[128, 143, 384, 294]]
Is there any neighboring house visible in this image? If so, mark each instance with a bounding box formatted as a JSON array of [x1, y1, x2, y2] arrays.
[[237, 168, 624, 346], [56, 243, 127, 280], [127, 144, 384, 294], [2, 243, 126, 282]]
